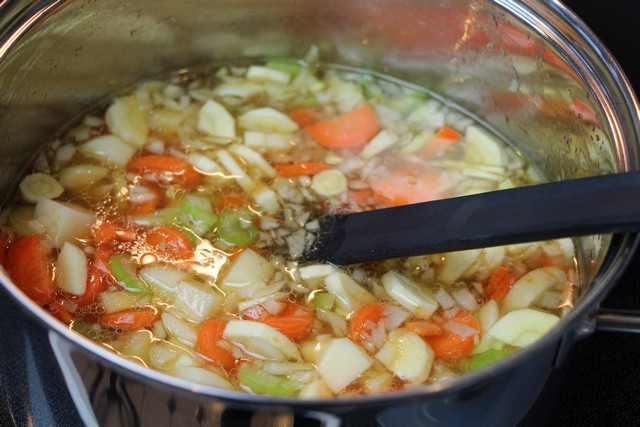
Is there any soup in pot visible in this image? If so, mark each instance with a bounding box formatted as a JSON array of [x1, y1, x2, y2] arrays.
[[0, 54, 576, 397]]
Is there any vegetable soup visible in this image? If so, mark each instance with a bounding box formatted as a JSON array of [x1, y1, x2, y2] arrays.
[[0, 54, 576, 397]]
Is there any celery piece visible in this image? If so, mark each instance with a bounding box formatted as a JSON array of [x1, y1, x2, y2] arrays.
[[312, 292, 335, 311], [7, 205, 37, 237], [180, 194, 218, 236], [466, 348, 513, 372], [266, 60, 301, 77], [237, 363, 299, 397], [133, 207, 180, 227], [216, 207, 258, 246], [109, 253, 149, 293]]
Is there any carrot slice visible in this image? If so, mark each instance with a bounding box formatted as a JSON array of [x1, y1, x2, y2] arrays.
[[307, 106, 379, 149], [74, 266, 109, 307], [243, 301, 314, 342], [128, 183, 162, 216], [275, 162, 331, 177], [145, 226, 194, 260], [98, 306, 159, 329], [485, 265, 516, 302], [288, 108, 320, 128], [349, 303, 385, 343], [369, 172, 442, 206], [93, 221, 136, 245], [425, 310, 479, 362], [6, 236, 55, 305], [93, 242, 118, 275], [126, 155, 201, 189], [406, 320, 443, 337], [197, 319, 237, 370], [434, 125, 462, 141]]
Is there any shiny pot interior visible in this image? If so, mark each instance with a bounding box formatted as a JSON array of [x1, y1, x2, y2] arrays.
[[0, 0, 639, 426]]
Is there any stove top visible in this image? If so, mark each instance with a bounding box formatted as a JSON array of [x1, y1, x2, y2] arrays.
[[2, 1, 640, 426]]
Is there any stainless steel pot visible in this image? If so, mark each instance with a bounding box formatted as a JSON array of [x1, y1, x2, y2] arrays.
[[1, 1, 639, 426]]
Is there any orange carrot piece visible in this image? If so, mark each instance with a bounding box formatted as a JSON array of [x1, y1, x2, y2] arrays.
[[485, 265, 516, 302], [244, 301, 314, 342], [6, 236, 55, 305], [93, 242, 118, 275], [434, 125, 462, 141], [406, 320, 443, 337], [275, 162, 331, 177], [127, 183, 162, 216], [145, 226, 194, 260], [74, 266, 109, 307], [197, 319, 237, 370], [93, 221, 136, 245], [425, 311, 479, 362], [126, 155, 201, 189], [349, 303, 386, 342], [219, 194, 247, 210], [369, 172, 442, 206], [289, 108, 320, 128], [347, 188, 380, 209], [307, 106, 379, 149], [98, 306, 159, 329]]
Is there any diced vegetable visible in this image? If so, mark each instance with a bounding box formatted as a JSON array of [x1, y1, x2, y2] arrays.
[[375, 329, 434, 384], [247, 301, 313, 341], [161, 311, 199, 346], [325, 272, 376, 312], [105, 96, 149, 148], [5, 236, 55, 305], [239, 107, 299, 133], [360, 129, 399, 159], [425, 310, 479, 361], [56, 242, 88, 296], [197, 99, 236, 139], [246, 65, 291, 84], [81, 135, 136, 167], [307, 106, 378, 149], [174, 366, 233, 389], [139, 264, 191, 297], [99, 306, 159, 329], [464, 125, 507, 166], [466, 348, 513, 372], [216, 207, 258, 246], [221, 248, 274, 291], [316, 337, 373, 393], [382, 271, 437, 319], [100, 290, 151, 314], [487, 308, 560, 347], [501, 267, 566, 313], [126, 155, 201, 190], [173, 280, 223, 323], [109, 254, 150, 293], [180, 193, 218, 236], [145, 226, 194, 260], [438, 249, 481, 285], [58, 164, 110, 191], [311, 169, 347, 197], [223, 320, 301, 361], [33, 198, 95, 247], [19, 173, 64, 203], [197, 319, 237, 369], [237, 362, 299, 397]]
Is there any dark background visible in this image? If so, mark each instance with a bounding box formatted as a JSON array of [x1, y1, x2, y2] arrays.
[[2, 1, 640, 426]]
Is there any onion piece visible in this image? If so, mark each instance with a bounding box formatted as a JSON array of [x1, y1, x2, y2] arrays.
[[436, 288, 456, 310], [451, 287, 479, 312], [381, 304, 410, 330], [443, 319, 479, 339]]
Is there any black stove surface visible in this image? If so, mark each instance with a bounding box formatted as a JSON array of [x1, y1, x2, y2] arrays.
[[2, 1, 640, 426]]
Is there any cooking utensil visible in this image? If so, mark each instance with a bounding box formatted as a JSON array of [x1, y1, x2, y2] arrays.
[[309, 171, 640, 264]]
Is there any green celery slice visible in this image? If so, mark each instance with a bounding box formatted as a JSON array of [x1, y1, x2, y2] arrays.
[[180, 194, 218, 236], [312, 292, 335, 311], [216, 207, 258, 246], [237, 363, 299, 397], [466, 348, 513, 372], [109, 253, 150, 294]]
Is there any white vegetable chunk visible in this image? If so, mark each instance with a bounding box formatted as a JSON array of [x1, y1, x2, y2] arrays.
[[316, 337, 373, 393], [173, 280, 223, 323], [382, 271, 437, 319], [34, 198, 95, 247], [464, 125, 507, 166], [105, 96, 149, 148], [360, 129, 399, 159], [174, 366, 233, 390], [238, 107, 299, 133], [215, 149, 256, 192], [230, 144, 277, 178], [221, 249, 274, 292], [501, 267, 566, 313], [487, 308, 560, 347], [139, 265, 191, 296], [311, 169, 347, 197], [55, 242, 87, 296], [186, 152, 223, 175], [80, 135, 136, 168], [161, 311, 199, 346], [375, 329, 434, 384], [198, 99, 236, 139], [251, 185, 281, 215], [299, 379, 334, 399], [477, 299, 500, 334], [58, 164, 110, 191], [223, 320, 301, 361], [19, 173, 64, 203], [100, 291, 150, 314], [324, 272, 376, 312], [438, 249, 481, 285], [246, 65, 291, 84]]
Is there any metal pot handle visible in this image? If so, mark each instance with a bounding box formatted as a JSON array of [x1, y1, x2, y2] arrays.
[[48, 331, 100, 427], [595, 309, 640, 333]]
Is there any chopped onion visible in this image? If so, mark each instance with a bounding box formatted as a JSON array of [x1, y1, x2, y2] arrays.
[[451, 287, 479, 312], [436, 288, 456, 310], [443, 319, 479, 339], [381, 304, 410, 330], [316, 310, 348, 338]]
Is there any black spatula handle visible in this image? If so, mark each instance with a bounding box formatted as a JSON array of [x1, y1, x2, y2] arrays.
[[310, 172, 640, 265]]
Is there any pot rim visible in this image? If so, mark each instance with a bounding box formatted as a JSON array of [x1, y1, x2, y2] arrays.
[[1, 0, 640, 409]]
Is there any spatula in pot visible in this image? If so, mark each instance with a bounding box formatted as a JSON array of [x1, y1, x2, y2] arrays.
[[305, 171, 640, 265]]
